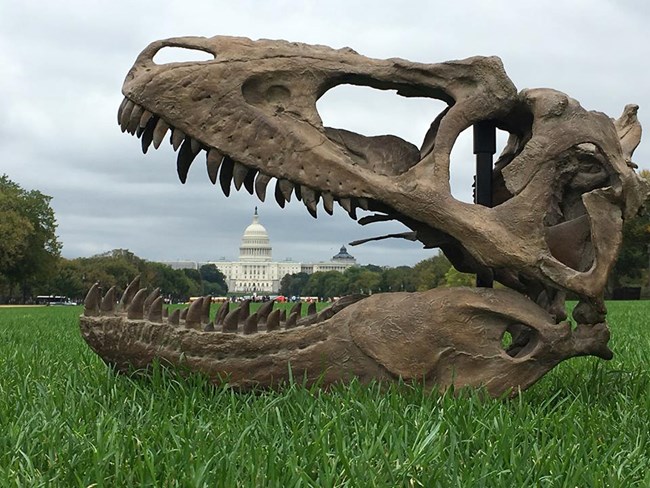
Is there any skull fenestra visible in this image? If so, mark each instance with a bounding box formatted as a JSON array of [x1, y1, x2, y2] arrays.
[[80, 36, 649, 397]]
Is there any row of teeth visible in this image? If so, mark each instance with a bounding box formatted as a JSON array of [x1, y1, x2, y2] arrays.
[[83, 276, 349, 335], [118, 97, 371, 219]]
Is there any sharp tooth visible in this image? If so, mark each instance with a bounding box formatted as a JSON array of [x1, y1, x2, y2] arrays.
[[139, 110, 153, 129], [147, 296, 164, 323], [190, 138, 202, 154], [177, 138, 200, 184], [265, 309, 280, 332], [127, 104, 144, 135], [285, 311, 299, 329], [255, 173, 272, 201], [289, 302, 302, 316], [257, 300, 274, 321], [339, 198, 357, 220], [243, 312, 259, 335], [117, 97, 128, 125], [274, 179, 286, 208], [119, 99, 135, 132], [201, 296, 212, 324], [339, 197, 352, 213], [357, 198, 369, 211], [180, 308, 188, 320], [339, 198, 357, 219], [278, 179, 294, 202], [206, 149, 223, 184], [322, 192, 334, 215], [127, 288, 148, 320], [222, 308, 240, 333], [307, 302, 317, 316], [140, 116, 158, 154], [232, 162, 248, 190], [152, 119, 170, 149], [100, 286, 117, 314], [119, 275, 141, 311], [294, 184, 302, 201], [143, 287, 160, 315], [215, 301, 229, 325], [185, 297, 204, 328], [238, 299, 251, 324], [171, 129, 185, 151], [168, 308, 180, 326], [83, 283, 101, 317], [219, 156, 235, 196], [301, 186, 319, 218], [243, 168, 257, 194], [136, 125, 145, 138]]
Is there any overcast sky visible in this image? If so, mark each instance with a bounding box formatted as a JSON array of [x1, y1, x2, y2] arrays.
[[1, 0, 648, 267]]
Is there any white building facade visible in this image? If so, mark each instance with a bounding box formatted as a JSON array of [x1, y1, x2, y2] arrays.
[[208, 209, 356, 294]]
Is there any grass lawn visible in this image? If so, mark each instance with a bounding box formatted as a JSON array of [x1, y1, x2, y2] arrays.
[[0, 301, 648, 487]]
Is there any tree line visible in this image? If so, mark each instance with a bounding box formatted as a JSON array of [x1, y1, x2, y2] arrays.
[[47, 250, 228, 303], [279, 257, 474, 300], [2, 173, 650, 303], [1, 246, 228, 304]]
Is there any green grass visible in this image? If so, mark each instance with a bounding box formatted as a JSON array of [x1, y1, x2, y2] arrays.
[[0, 302, 648, 487]]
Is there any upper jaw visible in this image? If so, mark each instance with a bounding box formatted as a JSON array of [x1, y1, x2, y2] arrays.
[[119, 35, 647, 326], [120, 36, 518, 212]]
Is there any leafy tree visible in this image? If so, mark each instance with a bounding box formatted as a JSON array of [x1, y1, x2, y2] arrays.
[[321, 272, 350, 298], [443, 266, 475, 287], [303, 271, 348, 299], [45, 251, 208, 303], [182, 268, 202, 294], [147, 262, 196, 302], [0, 175, 61, 302], [43, 259, 85, 300], [610, 170, 650, 290], [279, 273, 292, 296], [279, 272, 310, 297], [344, 267, 381, 295], [75, 250, 142, 295], [0, 206, 32, 271], [378, 266, 417, 292], [412, 254, 452, 291], [361, 264, 383, 274], [199, 264, 228, 296]]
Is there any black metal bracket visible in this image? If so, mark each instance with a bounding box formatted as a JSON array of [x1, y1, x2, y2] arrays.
[[473, 121, 496, 288]]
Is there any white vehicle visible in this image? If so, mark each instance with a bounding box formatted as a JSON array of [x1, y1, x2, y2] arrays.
[[36, 295, 77, 306]]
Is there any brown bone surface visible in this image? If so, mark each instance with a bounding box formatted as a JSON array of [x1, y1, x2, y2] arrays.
[[81, 36, 649, 397]]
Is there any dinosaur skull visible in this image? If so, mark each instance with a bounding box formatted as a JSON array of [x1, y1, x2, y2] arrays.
[[101, 35, 649, 394]]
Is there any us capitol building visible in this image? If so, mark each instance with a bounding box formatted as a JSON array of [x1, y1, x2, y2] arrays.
[[164, 208, 357, 294]]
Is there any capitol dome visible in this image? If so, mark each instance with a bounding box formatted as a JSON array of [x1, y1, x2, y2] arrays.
[[239, 208, 272, 262]]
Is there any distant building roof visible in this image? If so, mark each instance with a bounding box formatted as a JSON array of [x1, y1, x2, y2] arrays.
[[331, 245, 356, 262]]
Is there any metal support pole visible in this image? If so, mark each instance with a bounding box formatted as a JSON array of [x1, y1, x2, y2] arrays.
[[473, 121, 496, 288]]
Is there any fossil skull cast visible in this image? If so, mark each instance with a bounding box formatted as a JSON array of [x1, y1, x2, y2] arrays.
[[87, 35, 649, 396]]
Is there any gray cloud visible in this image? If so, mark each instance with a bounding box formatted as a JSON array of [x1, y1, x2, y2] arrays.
[[1, 0, 648, 268]]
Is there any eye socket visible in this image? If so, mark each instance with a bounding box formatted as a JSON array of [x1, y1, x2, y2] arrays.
[[153, 47, 215, 65]]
